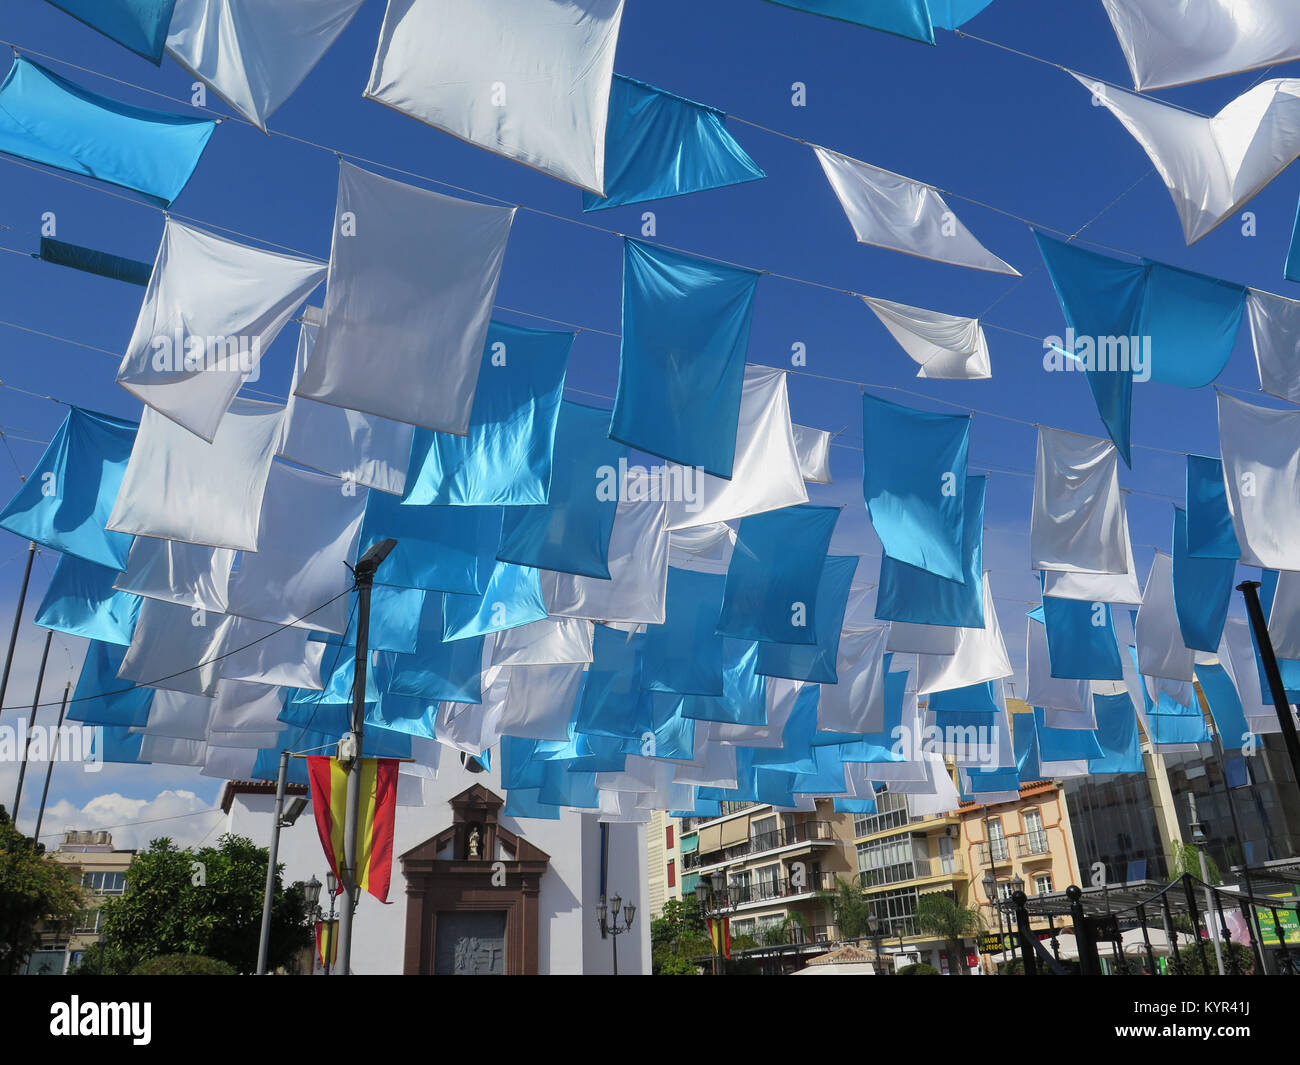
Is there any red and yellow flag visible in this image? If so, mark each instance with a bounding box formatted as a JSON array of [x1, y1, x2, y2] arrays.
[[315, 919, 338, 969], [307, 756, 399, 904], [707, 917, 732, 959]]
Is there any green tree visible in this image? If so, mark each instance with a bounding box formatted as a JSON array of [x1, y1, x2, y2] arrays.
[[77, 833, 310, 974], [915, 891, 982, 976], [0, 805, 84, 975], [651, 898, 711, 975], [897, 961, 941, 975], [1169, 842, 1222, 885], [1172, 940, 1255, 975], [816, 875, 876, 941]]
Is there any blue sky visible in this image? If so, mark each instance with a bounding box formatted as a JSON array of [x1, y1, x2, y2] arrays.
[[0, 0, 1294, 837]]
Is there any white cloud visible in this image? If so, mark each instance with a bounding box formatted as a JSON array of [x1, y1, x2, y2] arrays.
[[41, 789, 223, 852]]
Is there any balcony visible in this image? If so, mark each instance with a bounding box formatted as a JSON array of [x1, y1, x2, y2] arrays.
[[690, 820, 836, 868], [859, 852, 965, 888], [1015, 831, 1051, 858], [728, 870, 837, 907], [975, 840, 1012, 866]]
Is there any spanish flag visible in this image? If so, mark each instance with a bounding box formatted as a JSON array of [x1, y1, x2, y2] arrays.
[[315, 919, 338, 969], [707, 917, 731, 959], [307, 756, 399, 904]]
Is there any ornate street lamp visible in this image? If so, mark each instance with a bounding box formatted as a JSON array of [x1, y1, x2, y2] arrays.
[[596, 892, 636, 975]]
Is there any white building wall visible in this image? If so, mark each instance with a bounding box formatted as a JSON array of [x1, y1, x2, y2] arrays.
[[224, 757, 650, 974]]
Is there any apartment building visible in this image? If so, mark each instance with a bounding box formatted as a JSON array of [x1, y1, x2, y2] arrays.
[[852, 789, 974, 973], [679, 799, 857, 969], [24, 829, 135, 975], [959, 780, 1082, 972]]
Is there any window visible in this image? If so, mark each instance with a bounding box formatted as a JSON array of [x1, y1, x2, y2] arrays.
[[986, 818, 1008, 861], [856, 836, 918, 887], [74, 909, 102, 935], [750, 815, 777, 853], [81, 871, 125, 895], [854, 791, 910, 837], [1034, 873, 1053, 895], [998, 882, 1015, 902], [1022, 808, 1048, 853], [665, 824, 674, 850], [667, 860, 676, 889], [731, 918, 756, 939]]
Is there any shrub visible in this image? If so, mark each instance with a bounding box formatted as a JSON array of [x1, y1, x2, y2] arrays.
[[896, 961, 940, 975], [130, 954, 236, 976]]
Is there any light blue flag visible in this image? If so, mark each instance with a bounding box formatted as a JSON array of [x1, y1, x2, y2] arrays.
[[442, 559, 547, 641], [833, 795, 879, 814], [402, 322, 573, 506], [1172, 507, 1234, 653], [0, 57, 215, 206], [497, 402, 625, 579], [927, 0, 995, 29], [1014, 712, 1041, 782], [0, 407, 136, 570], [575, 627, 644, 739], [45, 0, 177, 63], [1185, 455, 1240, 559], [66, 641, 153, 727], [930, 681, 999, 715], [629, 692, 697, 761], [789, 742, 852, 794], [1127, 646, 1213, 744], [717, 504, 839, 644], [754, 767, 799, 808], [931, 707, 998, 732], [252, 727, 411, 786], [501, 737, 548, 789], [39, 236, 152, 285], [384, 594, 485, 704], [876, 475, 984, 627], [90, 726, 148, 764], [965, 766, 1021, 794], [310, 586, 426, 655], [360, 492, 499, 595], [503, 788, 564, 820], [837, 668, 910, 763], [611, 239, 759, 477], [1036, 231, 1247, 463], [1033, 707, 1105, 762], [681, 640, 768, 724], [1194, 662, 1250, 745], [35, 554, 140, 645], [762, 0, 936, 43], [364, 692, 438, 741], [1088, 692, 1142, 774], [1137, 262, 1246, 388], [642, 567, 728, 696], [862, 392, 970, 581], [756, 555, 858, 683], [1041, 582, 1123, 680], [538, 762, 600, 809], [671, 796, 722, 820], [584, 76, 766, 212], [1035, 231, 1144, 465]]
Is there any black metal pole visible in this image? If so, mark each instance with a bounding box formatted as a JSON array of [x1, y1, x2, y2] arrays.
[[1161, 890, 1183, 975], [0, 541, 36, 720], [1138, 905, 1157, 975], [1067, 885, 1098, 976], [1211, 890, 1240, 975], [1237, 581, 1300, 788], [1206, 721, 1267, 975], [1183, 874, 1212, 974], [31, 680, 69, 845], [1271, 908, 1293, 974], [12, 628, 52, 818], [1012, 891, 1038, 976]]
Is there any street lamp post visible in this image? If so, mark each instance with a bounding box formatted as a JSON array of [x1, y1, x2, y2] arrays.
[[1008, 874, 1025, 971], [983, 872, 1004, 974], [595, 892, 636, 975], [323, 871, 338, 976]]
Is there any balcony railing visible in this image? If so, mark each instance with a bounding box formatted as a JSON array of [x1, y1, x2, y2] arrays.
[[1016, 831, 1051, 857], [975, 840, 1012, 865], [691, 820, 836, 866], [859, 852, 965, 887], [728, 870, 837, 906]]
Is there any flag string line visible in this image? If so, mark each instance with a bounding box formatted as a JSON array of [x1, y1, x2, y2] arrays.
[[0, 588, 353, 714]]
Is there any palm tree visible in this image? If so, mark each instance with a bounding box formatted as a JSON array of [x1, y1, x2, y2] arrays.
[[815, 875, 875, 941], [915, 891, 983, 975]]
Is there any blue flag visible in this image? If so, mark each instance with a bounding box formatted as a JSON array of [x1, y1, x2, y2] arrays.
[[611, 239, 759, 477], [45, 0, 177, 63], [1171, 507, 1234, 653], [35, 554, 140, 646]]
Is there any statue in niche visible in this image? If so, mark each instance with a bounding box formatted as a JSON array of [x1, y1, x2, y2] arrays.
[[467, 825, 481, 859]]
